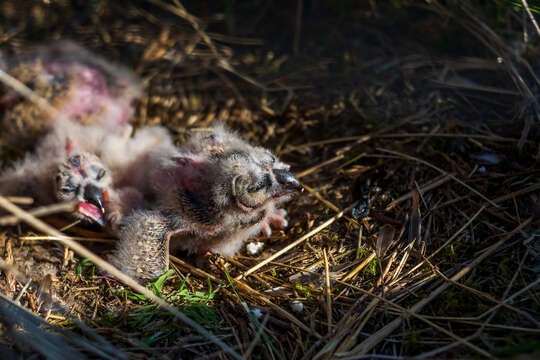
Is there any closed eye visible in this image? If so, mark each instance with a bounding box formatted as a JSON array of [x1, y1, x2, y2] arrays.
[[248, 182, 265, 193], [96, 169, 106, 180], [61, 184, 78, 193], [69, 155, 81, 168], [60, 177, 78, 193], [247, 174, 271, 193]]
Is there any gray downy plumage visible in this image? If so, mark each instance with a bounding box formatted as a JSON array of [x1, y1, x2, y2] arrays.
[[110, 125, 302, 280]]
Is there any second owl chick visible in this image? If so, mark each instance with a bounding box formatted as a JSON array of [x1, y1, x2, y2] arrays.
[[110, 126, 302, 280], [0, 120, 126, 224], [0, 41, 141, 148], [0, 119, 173, 227]]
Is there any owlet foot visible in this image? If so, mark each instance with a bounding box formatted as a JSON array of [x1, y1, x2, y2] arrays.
[[261, 208, 289, 236]]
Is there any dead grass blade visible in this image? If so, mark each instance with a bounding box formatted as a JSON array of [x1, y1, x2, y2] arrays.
[[4, 196, 33, 205], [349, 217, 532, 356], [286, 133, 529, 155], [146, 0, 269, 92], [375, 224, 395, 259], [377, 148, 498, 207], [393, 205, 486, 284], [0, 201, 77, 226], [0, 259, 126, 360], [521, 0, 540, 37], [323, 248, 332, 334], [0, 196, 243, 360], [295, 154, 345, 179], [490, 182, 540, 204], [329, 277, 491, 358], [19, 235, 114, 243], [426, 258, 539, 326], [341, 251, 376, 282], [0, 293, 91, 360], [171, 255, 322, 339], [386, 174, 452, 211], [237, 201, 358, 279], [0, 69, 60, 119]]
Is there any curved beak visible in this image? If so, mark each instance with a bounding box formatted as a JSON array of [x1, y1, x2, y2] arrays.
[[84, 184, 105, 213], [77, 184, 106, 226], [273, 169, 302, 191]]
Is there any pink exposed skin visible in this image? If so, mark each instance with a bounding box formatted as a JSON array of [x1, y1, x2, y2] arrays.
[[77, 202, 105, 226], [261, 208, 288, 237], [103, 187, 144, 231], [55, 150, 111, 226], [46, 64, 107, 114], [169, 157, 211, 196], [109, 126, 303, 281], [1, 43, 154, 232], [1, 42, 141, 147], [44, 63, 133, 127], [54, 125, 173, 229]]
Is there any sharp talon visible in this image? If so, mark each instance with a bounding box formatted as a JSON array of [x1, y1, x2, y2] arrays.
[[263, 224, 272, 237]]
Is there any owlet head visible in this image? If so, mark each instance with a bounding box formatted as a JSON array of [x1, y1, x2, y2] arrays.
[[55, 152, 112, 225], [216, 149, 301, 213]]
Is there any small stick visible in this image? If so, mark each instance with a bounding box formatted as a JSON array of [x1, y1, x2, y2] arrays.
[[19, 236, 114, 244], [0, 201, 77, 226], [378, 250, 397, 286], [389, 241, 415, 283], [147, 0, 269, 91], [490, 183, 540, 204], [14, 280, 32, 303], [170, 255, 321, 339], [341, 251, 377, 282], [302, 183, 359, 226], [0, 196, 242, 360], [295, 154, 344, 179], [356, 226, 363, 260], [477, 278, 540, 322], [243, 314, 270, 359], [5, 197, 33, 205], [386, 174, 452, 211], [0, 69, 60, 118], [425, 255, 538, 326], [349, 217, 532, 356], [286, 133, 529, 153], [378, 148, 499, 208], [322, 248, 332, 334], [393, 205, 486, 285], [521, 0, 540, 37]]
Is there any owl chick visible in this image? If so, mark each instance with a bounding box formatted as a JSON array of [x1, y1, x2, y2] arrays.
[[0, 119, 131, 224], [0, 41, 141, 147], [110, 126, 301, 280], [0, 149, 113, 225], [54, 152, 113, 225], [183, 124, 293, 235], [51, 122, 174, 227]]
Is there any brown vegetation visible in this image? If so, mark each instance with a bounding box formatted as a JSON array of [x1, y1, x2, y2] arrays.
[[0, 1, 538, 358]]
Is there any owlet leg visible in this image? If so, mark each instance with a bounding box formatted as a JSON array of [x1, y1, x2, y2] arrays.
[[110, 211, 172, 281]]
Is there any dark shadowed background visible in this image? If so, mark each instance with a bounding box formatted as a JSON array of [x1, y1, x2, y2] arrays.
[[0, 1, 539, 359]]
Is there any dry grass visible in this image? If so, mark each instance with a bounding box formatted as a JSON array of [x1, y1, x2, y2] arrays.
[[0, 1, 539, 359]]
